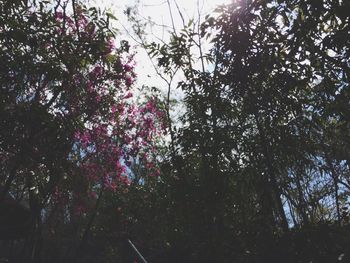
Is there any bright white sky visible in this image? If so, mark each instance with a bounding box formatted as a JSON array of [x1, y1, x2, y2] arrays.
[[94, 0, 228, 85]]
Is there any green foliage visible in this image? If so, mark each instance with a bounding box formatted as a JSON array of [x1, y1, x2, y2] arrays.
[[1, 0, 350, 262], [132, 0, 350, 262]]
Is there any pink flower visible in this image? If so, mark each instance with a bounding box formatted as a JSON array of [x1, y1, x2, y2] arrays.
[[124, 92, 133, 99], [55, 11, 64, 20], [124, 64, 133, 72], [111, 105, 117, 113], [125, 75, 134, 87], [77, 15, 88, 28], [90, 65, 102, 79], [146, 162, 154, 169], [117, 103, 125, 114]]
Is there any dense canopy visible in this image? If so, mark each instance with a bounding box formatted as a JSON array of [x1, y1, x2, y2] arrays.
[[0, 0, 350, 262]]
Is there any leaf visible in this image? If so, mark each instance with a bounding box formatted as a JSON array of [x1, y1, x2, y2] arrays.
[[106, 11, 118, 21]]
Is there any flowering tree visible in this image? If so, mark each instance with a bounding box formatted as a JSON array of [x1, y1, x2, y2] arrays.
[[0, 1, 166, 259]]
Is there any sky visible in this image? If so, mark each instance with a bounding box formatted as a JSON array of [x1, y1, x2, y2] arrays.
[[90, 0, 230, 123], [93, 0, 228, 86]]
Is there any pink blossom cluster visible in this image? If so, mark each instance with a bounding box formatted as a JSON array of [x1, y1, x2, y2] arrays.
[[26, 4, 168, 212], [74, 93, 167, 196]]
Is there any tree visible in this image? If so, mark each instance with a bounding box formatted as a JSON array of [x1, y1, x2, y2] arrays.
[[0, 1, 166, 262], [127, 0, 350, 261], [213, 0, 350, 227]]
